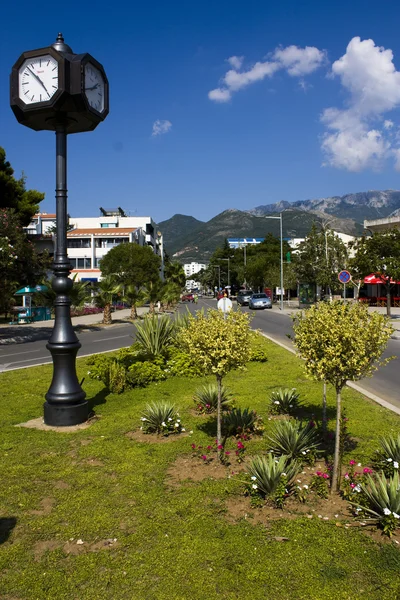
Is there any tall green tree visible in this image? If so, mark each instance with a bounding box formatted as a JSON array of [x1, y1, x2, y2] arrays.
[[293, 302, 393, 493], [349, 229, 400, 317], [0, 147, 45, 226], [164, 260, 186, 289], [0, 208, 50, 316], [100, 243, 161, 288]]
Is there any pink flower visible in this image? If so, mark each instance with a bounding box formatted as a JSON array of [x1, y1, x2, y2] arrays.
[[344, 473, 349, 480], [191, 444, 196, 449], [323, 474, 329, 479], [225, 451, 231, 455], [349, 460, 356, 466], [237, 442, 244, 449], [363, 467, 373, 474], [201, 455, 207, 461], [350, 482, 356, 489], [217, 444, 223, 450], [207, 445, 212, 451]]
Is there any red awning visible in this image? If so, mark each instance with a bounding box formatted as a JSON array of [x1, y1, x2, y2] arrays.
[[364, 274, 400, 284]]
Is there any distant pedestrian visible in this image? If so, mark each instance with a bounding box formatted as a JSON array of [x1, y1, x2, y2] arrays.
[[194, 294, 198, 304]]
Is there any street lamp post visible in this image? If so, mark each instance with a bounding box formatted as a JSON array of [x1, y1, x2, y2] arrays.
[[213, 265, 221, 292], [10, 34, 109, 426], [264, 213, 284, 311], [217, 257, 232, 288]]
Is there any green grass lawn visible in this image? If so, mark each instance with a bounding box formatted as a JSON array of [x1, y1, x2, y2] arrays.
[[0, 337, 399, 600]]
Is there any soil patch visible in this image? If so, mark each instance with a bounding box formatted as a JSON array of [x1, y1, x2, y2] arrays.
[[15, 415, 99, 433], [33, 538, 119, 560], [166, 455, 234, 487], [30, 497, 55, 516], [126, 430, 188, 444], [53, 481, 70, 490]]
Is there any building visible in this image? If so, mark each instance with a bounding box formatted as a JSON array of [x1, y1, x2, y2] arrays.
[[227, 238, 264, 249], [364, 216, 400, 233], [183, 262, 206, 291], [23, 212, 57, 256], [67, 208, 164, 282]]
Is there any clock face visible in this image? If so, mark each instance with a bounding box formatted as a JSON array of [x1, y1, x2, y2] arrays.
[[18, 55, 59, 104], [84, 63, 105, 113]]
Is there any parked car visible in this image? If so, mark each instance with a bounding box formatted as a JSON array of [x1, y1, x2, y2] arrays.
[[248, 293, 272, 310], [236, 290, 254, 306], [181, 293, 194, 302]]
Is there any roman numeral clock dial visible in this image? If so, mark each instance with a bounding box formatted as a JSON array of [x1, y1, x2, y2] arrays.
[[84, 63, 105, 113], [18, 55, 59, 104]]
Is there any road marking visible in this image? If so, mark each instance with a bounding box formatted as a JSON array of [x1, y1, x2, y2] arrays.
[[5, 356, 49, 365], [92, 335, 132, 343], [0, 348, 42, 358]]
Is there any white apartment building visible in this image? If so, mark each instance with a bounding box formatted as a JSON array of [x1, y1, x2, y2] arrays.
[[183, 262, 206, 277], [67, 209, 164, 282]]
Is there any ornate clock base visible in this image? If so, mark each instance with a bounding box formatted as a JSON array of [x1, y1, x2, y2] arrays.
[[43, 399, 89, 427]]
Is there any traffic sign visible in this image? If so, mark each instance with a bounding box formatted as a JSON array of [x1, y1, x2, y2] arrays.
[[338, 270, 351, 284]]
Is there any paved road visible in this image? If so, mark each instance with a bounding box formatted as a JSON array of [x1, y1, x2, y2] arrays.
[[1, 299, 399, 413], [181, 297, 400, 412], [0, 322, 135, 372]]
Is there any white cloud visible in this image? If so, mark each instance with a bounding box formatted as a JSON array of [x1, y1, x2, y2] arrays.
[[321, 37, 400, 171], [208, 44, 325, 102], [227, 55, 244, 70], [273, 45, 327, 76], [208, 88, 232, 103], [152, 120, 172, 136]]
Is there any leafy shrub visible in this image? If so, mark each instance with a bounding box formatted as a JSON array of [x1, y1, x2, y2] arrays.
[[140, 402, 184, 435], [128, 361, 166, 387], [310, 471, 330, 498], [267, 420, 321, 464], [269, 388, 302, 415], [351, 471, 400, 537], [165, 347, 203, 378], [87, 354, 115, 387], [193, 383, 234, 414], [222, 408, 262, 438], [249, 332, 268, 362], [108, 361, 127, 394], [371, 433, 400, 477], [247, 454, 301, 507], [134, 315, 176, 357]]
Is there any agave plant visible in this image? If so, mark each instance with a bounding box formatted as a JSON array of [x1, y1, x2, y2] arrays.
[[193, 383, 234, 414], [352, 471, 400, 536], [269, 388, 302, 415], [371, 433, 400, 477], [247, 454, 301, 498], [267, 420, 321, 463], [140, 402, 184, 435], [134, 315, 176, 357], [222, 407, 261, 437]]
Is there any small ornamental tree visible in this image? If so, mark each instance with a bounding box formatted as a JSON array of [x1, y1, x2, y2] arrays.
[[178, 309, 252, 454], [293, 301, 393, 493]]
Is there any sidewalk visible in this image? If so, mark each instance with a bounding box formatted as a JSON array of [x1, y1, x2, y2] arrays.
[[0, 306, 149, 345]]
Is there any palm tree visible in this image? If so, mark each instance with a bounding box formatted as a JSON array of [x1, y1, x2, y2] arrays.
[[160, 281, 181, 311], [94, 277, 119, 324], [117, 283, 147, 320], [144, 280, 164, 315], [165, 261, 186, 288]]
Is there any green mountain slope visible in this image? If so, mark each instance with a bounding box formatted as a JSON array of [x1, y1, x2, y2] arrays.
[[163, 208, 353, 264]]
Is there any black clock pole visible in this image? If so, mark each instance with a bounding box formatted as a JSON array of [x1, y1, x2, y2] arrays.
[[44, 122, 88, 426], [10, 33, 109, 426]]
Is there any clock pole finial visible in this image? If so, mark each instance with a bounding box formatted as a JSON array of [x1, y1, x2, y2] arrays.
[[52, 32, 73, 54]]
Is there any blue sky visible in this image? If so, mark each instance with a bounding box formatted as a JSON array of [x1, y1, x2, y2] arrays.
[[2, 0, 400, 223]]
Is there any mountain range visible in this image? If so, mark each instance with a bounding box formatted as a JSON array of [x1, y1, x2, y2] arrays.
[[158, 190, 400, 264]]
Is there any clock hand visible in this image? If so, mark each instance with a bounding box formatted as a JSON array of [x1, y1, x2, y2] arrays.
[[27, 67, 49, 95], [85, 84, 99, 91]]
